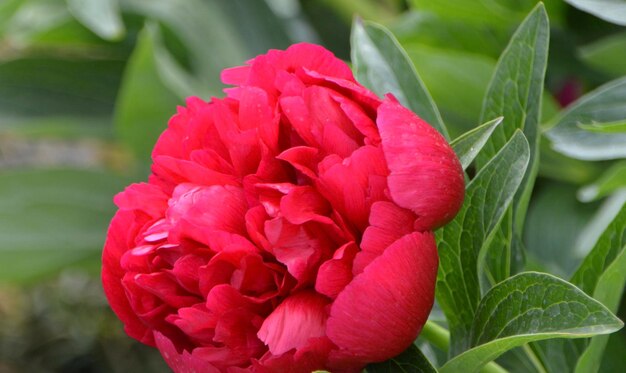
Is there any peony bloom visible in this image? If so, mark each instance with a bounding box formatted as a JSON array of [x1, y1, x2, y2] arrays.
[[102, 43, 464, 372]]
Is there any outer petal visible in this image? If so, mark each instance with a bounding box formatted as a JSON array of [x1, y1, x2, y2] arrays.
[[326, 232, 438, 362], [377, 99, 464, 231], [102, 210, 153, 345]]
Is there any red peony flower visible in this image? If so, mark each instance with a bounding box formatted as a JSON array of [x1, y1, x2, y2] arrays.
[[102, 43, 464, 373]]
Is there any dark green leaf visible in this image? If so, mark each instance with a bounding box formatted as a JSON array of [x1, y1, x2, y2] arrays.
[[367, 344, 437, 373], [439, 272, 623, 373], [0, 168, 128, 283], [351, 20, 449, 139], [436, 130, 530, 356], [450, 117, 502, 170], [546, 77, 626, 160]]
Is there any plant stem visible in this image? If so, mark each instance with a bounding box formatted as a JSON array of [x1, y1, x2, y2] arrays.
[[420, 320, 509, 373]]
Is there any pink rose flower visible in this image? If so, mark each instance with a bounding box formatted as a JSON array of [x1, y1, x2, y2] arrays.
[[102, 43, 464, 372]]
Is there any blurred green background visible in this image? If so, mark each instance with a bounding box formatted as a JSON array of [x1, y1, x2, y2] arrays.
[[0, 0, 625, 372]]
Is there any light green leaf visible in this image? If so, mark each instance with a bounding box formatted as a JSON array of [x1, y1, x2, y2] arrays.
[[351, 20, 449, 139], [436, 130, 530, 356], [579, 31, 626, 77], [578, 161, 626, 202], [366, 344, 437, 373], [67, 0, 125, 40], [450, 117, 502, 170], [113, 24, 182, 161], [577, 120, 626, 134], [564, 0, 626, 26], [439, 272, 623, 373], [546, 77, 626, 160], [0, 168, 128, 283]]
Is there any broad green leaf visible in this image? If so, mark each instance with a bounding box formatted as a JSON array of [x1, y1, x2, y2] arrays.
[[450, 117, 502, 170], [524, 182, 600, 278], [0, 168, 128, 283], [564, 0, 626, 26], [114, 24, 182, 161], [570, 199, 626, 297], [366, 344, 437, 373], [575, 247, 626, 373], [577, 120, 626, 134], [546, 77, 626, 160], [351, 20, 449, 139], [579, 31, 626, 77], [67, 0, 125, 40], [578, 161, 626, 202], [436, 130, 530, 356], [439, 272, 623, 373], [533, 194, 626, 372], [476, 3, 549, 289]]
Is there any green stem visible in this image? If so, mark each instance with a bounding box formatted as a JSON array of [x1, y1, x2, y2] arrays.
[[420, 320, 509, 373]]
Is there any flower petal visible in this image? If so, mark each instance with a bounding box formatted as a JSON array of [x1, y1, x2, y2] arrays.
[[327, 232, 438, 362], [257, 291, 330, 355], [377, 98, 464, 231]]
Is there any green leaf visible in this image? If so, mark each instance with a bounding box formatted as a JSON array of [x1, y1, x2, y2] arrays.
[[0, 57, 124, 119], [577, 120, 626, 134], [477, 2, 549, 224], [574, 246, 626, 373], [439, 272, 623, 373], [564, 0, 626, 26], [476, 3, 549, 290], [404, 45, 495, 136], [0, 168, 128, 284], [532, 193, 626, 372], [407, 0, 534, 29], [450, 117, 502, 170], [351, 20, 449, 139], [436, 130, 530, 356], [546, 77, 626, 160], [579, 31, 626, 77], [570, 198, 626, 297], [114, 23, 182, 161], [524, 182, 600, 278], [366, 344, 437, 373], [67, 0, 126, 40], [579, 161, 626, 202]]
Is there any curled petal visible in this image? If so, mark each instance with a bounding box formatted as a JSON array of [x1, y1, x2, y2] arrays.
[[377, 99, 464, 231]]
